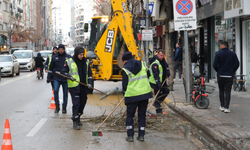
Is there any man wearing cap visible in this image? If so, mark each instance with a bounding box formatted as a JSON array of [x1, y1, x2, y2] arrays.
[[149, 49, 170, 116], [62, 47, 93, 130], [45, 47, 58, 90], [48, 44, 72, 114], [122, 51, 152, 142]]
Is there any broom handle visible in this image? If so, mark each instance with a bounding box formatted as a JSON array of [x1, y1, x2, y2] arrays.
[[56, 72, 106, 94], [147, 77, 168, 110], [97, 98, 124, 130]]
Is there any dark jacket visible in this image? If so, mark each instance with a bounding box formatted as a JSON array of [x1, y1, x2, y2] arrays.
[[48, 52, 72, 82], [61, 57, 92, 93], [191, 49, 198, 63], [150, 55, 170, 90], [34, 53, 45, 67], [122, 58, 152, 104], [213, 48, 239, 77], [174, 46, 182, 62]]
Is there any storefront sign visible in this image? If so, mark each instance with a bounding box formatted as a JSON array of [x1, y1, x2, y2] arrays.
[[0, 13, 2, 24], [224, 0, 250, 19], [173, 0, 197, 31], [142, 30, 153, 41]]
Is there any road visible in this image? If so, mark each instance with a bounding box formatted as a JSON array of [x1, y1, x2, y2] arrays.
[[0, 71, 219, 150]]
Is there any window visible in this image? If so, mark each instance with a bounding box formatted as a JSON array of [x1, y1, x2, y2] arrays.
[[0, 25, 3, 31], [3, 2, 8, 11], [3, 23, 7, 31]]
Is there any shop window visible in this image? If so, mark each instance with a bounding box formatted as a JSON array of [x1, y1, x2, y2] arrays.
[[214, 18, 233, 53]]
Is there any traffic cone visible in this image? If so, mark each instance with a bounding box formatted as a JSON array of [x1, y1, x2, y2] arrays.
[[1, 119, 13, 150], [48, 90, 56, 109]]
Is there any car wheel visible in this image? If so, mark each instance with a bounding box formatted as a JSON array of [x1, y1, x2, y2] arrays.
[[11, 67, 14, 77], [16, 67, 20, 76]]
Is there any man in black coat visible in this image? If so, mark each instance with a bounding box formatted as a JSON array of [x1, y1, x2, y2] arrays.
[[213, 41, 239, 113], [48, 44, 72, 114]]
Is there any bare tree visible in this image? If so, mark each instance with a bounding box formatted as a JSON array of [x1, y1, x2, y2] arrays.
[[8, 15, 39, 44], [93, 0, 111, 16]]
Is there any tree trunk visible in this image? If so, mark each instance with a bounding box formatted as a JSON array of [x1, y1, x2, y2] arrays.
[[165, 0, 174, 91]]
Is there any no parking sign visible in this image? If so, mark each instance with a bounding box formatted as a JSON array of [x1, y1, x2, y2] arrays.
[[173, 0, 197, 31]]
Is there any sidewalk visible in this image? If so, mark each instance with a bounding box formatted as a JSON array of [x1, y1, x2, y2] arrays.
[[163, 79, 250, 150]]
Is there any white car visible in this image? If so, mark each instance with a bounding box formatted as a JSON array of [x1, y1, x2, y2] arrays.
[[13, 50, 35, 72], [66, 47, 74, 56], [0, 55, 20, 77], [40, 50, 52, 59]]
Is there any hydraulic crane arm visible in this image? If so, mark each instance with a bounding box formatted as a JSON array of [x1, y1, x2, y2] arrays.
[[94, 0, 141, 81]]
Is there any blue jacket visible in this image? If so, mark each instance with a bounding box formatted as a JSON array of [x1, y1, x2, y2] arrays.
[[61, 57, 93, 93], [150, 55, 170, 90], [213, 48, 239, 77], [174, 46, 182, 62], [122, 58, 152, 104], [48, 52, 72, 82]]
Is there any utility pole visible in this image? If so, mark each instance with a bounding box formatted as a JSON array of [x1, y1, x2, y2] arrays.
[[145, 0, 149, 65]]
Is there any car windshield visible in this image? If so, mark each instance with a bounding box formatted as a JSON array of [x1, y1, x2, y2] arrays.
[[0, 56, 12, 62], [40, 52, 50, 58], [14, 52, 32, 59]]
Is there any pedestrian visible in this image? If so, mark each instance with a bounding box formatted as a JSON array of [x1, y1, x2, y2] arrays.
[[149, 49, 170, 115], [45, 47, 58, 90], [34, 52, 45, 77], [48, 44, 72, 114], [62, 47, 93, 130], [122, 51, 152, 142], [213, 41, 239, 113], [191, 42, 198, 74], [173, 43, 183, 81]]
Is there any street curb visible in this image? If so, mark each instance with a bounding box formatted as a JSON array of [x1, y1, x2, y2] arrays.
[[163, 97, 241, 150]]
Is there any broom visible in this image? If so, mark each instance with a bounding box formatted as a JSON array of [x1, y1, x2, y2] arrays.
[[92, 98, 124, 136]]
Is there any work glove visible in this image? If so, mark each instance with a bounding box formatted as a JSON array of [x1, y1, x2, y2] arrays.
[[87, 84, 92, 89], [46, 79, 52, 83], [157, 82, 161, 90], [70, 77, 76, 81]]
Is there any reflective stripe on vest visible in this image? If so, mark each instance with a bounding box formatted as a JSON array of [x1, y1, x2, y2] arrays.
[[122, 62, 152, 98], [86, 60, 89, 84], [149, 59, 163, 84], [66, 58, 80, 88], [47, 54, 52, 70]]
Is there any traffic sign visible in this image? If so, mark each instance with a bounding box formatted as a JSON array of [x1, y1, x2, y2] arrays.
[[140, 19, 146, 28], [173, 0, 197, 31], [142, 30, 153, 41]]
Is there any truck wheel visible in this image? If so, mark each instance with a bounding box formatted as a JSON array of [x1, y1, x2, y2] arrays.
[[88, 81, 94, 94]]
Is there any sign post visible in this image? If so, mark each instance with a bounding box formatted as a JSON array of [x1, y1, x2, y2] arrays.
[[173, 0, 197, 103]]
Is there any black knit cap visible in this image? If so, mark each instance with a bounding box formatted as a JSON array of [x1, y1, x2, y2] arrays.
[[58, 44, 65, 50], [53, 47, 58, 50], [122, 51, 132, 61]]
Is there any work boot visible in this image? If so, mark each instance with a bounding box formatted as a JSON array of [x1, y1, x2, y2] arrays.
[[137, 136, 144, 141], [73, 121, 80, 130], [54, 105, 60, 113], [126, 136, 134, 142], [62, 106, 67, 114], [77, 120, 83, 126]]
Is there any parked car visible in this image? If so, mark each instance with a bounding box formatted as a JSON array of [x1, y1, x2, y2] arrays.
[[66, 47, 74, 56], [0, 55, 20, 77], [13, 50, 35, 72], [34, 51, 38, 57], [40, 50, 52, 59], [9, 48, 26, 54]]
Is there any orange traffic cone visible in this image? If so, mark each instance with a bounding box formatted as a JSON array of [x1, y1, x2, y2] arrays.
[[48, 90, 56, 109], [1, 119, 13, 150]]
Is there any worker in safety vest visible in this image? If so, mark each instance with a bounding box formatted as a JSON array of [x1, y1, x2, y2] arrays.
[[149, 49, 170, 116], [45, 47, 58, 90], [62, 47, 93, 130], [122, 51, 153, 142]]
